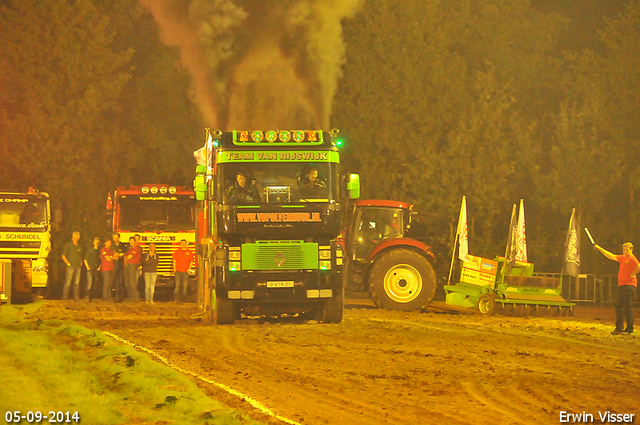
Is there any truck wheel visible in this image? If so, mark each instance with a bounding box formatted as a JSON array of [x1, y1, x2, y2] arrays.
[[322, 286, 344, 323], [477, 294, 498, 316], [210, 289, 235, 325], [369, 249, 436, 311]]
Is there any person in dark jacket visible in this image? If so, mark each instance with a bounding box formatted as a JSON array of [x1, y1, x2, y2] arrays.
[[142, 243, 159, 304], [225, 170, 261, 204], [62, 231, 84, 301], [83, 237, 101, 302]]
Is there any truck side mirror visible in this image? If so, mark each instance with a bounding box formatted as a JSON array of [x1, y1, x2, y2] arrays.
[[194, 166, 207, 201], [347, 174, 360, 199]]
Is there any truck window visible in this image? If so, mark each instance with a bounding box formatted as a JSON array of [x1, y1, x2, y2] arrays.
[[0, 197, 47, 228], [218, 162, 338, 204], [118, 196, 195, 231]]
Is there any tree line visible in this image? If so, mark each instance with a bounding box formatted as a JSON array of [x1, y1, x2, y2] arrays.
[[334, 0, 640, 277]]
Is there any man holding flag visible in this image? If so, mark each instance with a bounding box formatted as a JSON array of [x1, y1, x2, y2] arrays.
[[595, 242, 636, 335]]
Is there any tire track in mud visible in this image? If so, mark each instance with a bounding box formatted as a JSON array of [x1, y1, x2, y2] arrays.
[[34, 301, 640, 425], [366, 315, 640, 353], [463, 382, 536, 425], [114, 326, 412, 425], [103, 330, 302, 425]]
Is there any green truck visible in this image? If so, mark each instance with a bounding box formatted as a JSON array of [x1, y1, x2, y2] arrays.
[[194, 129, 356, 324]]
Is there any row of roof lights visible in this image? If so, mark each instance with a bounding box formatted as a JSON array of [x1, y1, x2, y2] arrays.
[[141, 186, 177, 194], [238, 130, 318, 143]]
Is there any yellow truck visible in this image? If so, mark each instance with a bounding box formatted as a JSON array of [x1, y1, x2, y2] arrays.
[[0, 188, 51, 303]]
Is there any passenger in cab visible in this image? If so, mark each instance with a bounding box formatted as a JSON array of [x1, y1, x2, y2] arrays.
[[225, 170, 261, 204]]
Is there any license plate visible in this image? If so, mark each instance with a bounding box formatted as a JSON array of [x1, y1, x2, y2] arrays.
[[266, 281, 295, 288]]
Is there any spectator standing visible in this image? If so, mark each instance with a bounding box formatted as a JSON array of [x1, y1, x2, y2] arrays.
[[111, 232, 126, 302], [125, 236, 141, 302], [84, 237, 101, 302], [62, 231, 84, 301], [172, 239, 194, 304], [142, 243, 159, 304], [595, 242, 637, 335], [100, 239, 116, 301]]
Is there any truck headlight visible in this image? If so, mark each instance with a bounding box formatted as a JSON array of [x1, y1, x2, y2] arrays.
[[319, 260, 331, 270], [319, 250, 331, 260]]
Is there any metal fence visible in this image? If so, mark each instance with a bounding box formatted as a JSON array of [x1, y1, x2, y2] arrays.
[[532, 273, 639, 306], [599, 275, 639, 306]]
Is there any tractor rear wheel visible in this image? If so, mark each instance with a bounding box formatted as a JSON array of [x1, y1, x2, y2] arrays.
[[369, 249, 436, 311]]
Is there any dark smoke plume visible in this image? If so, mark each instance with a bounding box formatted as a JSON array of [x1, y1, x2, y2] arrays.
[[139, 0, 362, 129]]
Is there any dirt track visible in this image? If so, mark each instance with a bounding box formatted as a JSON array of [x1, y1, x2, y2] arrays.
[[31, 299, 640, 425]]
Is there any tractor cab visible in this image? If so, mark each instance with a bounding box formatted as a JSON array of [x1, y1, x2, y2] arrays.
[[347, 200, 413, 263]]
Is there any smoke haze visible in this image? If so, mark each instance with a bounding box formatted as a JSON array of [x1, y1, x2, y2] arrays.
[[139, 0, 362, 129]]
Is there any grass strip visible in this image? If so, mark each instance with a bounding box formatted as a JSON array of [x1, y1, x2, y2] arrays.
[[0, 303, 265, 425]]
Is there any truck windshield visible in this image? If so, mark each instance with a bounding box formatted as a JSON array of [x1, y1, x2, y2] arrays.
[[217, 162, 339, 204], [0, 195, 48, 229], [117, 196, 195, 231]]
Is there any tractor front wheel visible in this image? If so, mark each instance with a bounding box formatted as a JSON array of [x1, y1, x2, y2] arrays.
[[477, 294, 498, 316], [369, 249, 436, 311]]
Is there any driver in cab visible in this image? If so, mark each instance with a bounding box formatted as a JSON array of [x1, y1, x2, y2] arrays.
[[300, 167, 327, 199], [225, 170, 261, 204]]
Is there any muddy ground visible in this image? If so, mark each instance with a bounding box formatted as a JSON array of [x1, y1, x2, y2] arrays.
[[27, 298, 640, 425]]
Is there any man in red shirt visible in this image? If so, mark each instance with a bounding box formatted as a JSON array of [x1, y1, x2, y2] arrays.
[[595, 242, 637, 334], [100, 239, 116, 301], [125, 236, 141, 302], [172, 239, 194, 304]]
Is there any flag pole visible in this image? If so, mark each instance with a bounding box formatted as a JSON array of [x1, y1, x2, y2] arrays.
[[447, 196, 465, 286], [447, 226, 458, 286], [500, 204, 517, 286]]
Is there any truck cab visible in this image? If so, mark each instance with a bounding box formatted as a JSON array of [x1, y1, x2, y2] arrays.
[[196, 130, 347, 324]]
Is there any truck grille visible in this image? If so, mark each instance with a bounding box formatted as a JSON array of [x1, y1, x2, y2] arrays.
[[242, 241, 318, 271], [0, 241, 41, 257]]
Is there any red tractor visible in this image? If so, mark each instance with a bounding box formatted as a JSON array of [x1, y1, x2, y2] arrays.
[[342, 199, 437, 311]]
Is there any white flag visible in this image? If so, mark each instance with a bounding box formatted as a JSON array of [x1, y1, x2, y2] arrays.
[[515, 199, 527, 262], [457, 196, 469, 261], [564, 208, 580, 277]]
